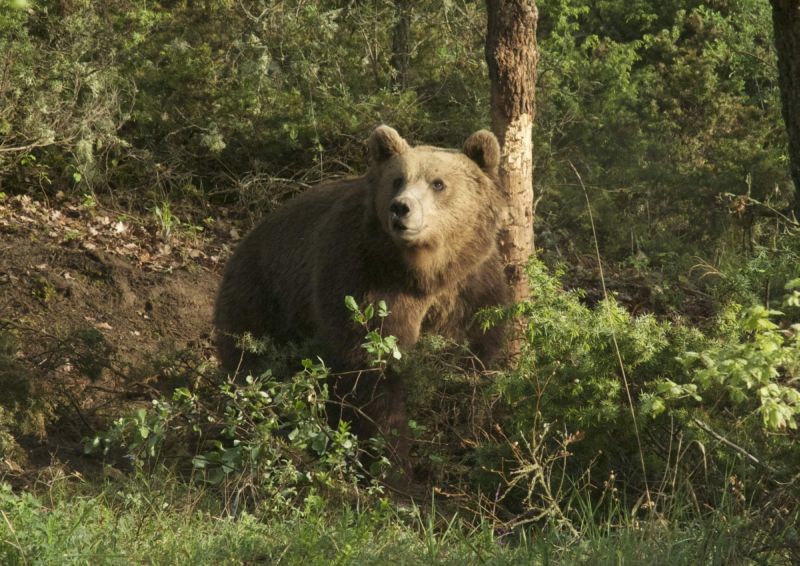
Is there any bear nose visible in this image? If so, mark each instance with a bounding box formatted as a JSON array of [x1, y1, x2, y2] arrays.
[[390, 198, 411, 219]]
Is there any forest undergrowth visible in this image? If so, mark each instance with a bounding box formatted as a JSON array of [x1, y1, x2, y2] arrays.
[[1, 188, 797, 564], [2, 0, 800, 564]]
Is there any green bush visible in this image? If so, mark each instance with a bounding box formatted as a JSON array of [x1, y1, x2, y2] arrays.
[[2, 0, 791, 265], [463, 259, 798, 519], [1, 1, 489, 210], [88, 362, 368, 507], [535, 0, 788, 263]]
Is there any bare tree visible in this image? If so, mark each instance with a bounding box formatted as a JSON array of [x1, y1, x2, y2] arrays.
[[770, 0, 800, 219], [485, 0, 538, 352]]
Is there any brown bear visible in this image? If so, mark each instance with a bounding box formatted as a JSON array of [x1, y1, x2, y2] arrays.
[[213, 125, 509, 465]]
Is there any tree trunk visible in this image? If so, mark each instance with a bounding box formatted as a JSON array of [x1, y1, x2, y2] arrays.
[[770, 0, 800, 219], [485, 0, 538, 354], [391, 0, 411, 90]]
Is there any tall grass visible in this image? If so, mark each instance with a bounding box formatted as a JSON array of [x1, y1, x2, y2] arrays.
[[1, 471, 794, 565]]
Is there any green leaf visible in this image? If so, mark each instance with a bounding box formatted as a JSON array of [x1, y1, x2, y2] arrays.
[[785, 279, 800, 291], [207, 467, 225, 485], [344, 295, 359, 313], [650, 397, 666, 416], [311, 433, 328, 454]]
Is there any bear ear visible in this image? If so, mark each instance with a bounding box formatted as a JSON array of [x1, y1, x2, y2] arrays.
[[367, 125, 410, 164], [463, 130, 500, 173]]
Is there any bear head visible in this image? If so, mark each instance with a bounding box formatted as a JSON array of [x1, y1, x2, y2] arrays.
[[366, 125, 503, 284]]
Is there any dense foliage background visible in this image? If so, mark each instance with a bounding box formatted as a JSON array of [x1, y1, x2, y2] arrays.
[[2, 0, 793, 254], [1, 0, 799, 562]]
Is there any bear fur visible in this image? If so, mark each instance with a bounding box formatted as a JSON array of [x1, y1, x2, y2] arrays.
[[213, 125, 509, 463]]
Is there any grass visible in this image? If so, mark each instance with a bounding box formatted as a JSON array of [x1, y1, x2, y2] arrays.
[[1, 472, 792, 565]]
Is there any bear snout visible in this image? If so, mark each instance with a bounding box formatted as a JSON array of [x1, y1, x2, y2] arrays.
[[389, 197, 424, 236], [390, 198, 412, 219]]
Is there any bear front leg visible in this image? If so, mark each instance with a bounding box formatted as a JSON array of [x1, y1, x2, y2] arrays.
[[463, 256, 512, 366], [359, 368, 412, 483], [368, 292, 432, 347], [328, 365, 412, 485], [339, 292, 428, 481]]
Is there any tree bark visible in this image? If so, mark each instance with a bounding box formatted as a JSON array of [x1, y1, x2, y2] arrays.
[[770, 0, 800, 219], [391, 0, 411, 90], [485, 0, 538, 354]]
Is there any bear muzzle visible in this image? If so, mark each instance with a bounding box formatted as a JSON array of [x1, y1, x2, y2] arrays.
[[389, 196, 426, 241]]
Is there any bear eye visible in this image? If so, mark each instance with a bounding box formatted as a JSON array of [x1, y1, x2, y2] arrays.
[[431, 179, 446, 192], [392, 177, 404, 192]]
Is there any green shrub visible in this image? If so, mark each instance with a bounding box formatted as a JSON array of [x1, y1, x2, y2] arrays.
[[654, 299, 800, 431], [87, 362, 367, 507], [466, 259, 799, 519]]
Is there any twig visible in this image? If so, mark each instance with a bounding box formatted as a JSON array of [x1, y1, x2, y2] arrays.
[[736, 194, 799, 227], [692, 418, 777, 474], [0, 140, 57, 154], [0, 509, 28, 566], [65, 390, 95, 436]]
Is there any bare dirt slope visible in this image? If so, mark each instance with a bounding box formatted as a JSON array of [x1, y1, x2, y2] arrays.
[[0, 194, 233, 477]]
